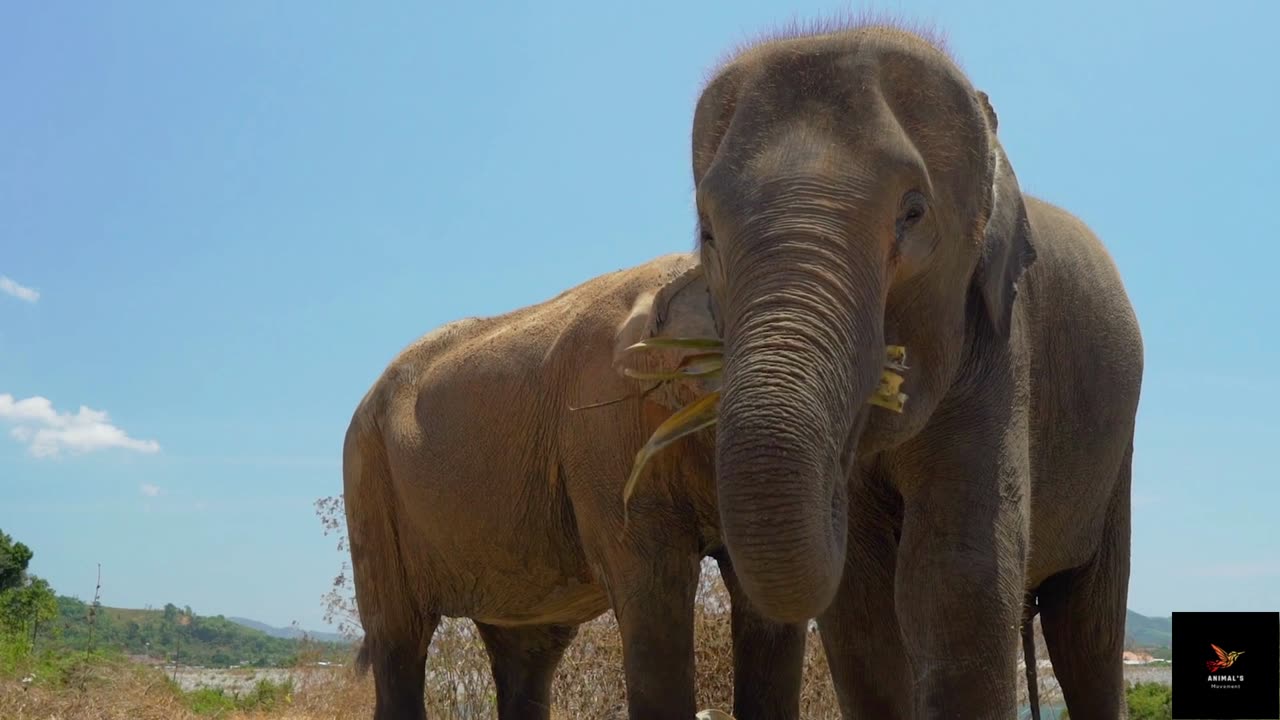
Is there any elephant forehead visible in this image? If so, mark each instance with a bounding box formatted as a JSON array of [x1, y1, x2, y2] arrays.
[[745, 122, 857, 179], [699, 34, 982, 206], [697, 95, 925, 217]]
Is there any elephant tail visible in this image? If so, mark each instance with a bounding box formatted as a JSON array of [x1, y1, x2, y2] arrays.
[[354, 636, 372, 676], [1022, 592, 1041, 720]]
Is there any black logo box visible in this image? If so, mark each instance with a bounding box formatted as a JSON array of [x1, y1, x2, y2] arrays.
[[1172, 611, 1278, 720]]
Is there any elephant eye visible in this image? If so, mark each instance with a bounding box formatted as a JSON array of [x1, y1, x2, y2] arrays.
[[899, 191, 927, 226], [896, 191, 928, 241], [698, 222, 716, 247]]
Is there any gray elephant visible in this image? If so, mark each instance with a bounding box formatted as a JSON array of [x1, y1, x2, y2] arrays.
[[675, 21, 1144, 720], [342, 252, 806, 720]]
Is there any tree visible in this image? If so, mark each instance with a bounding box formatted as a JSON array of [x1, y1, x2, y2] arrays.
[[0, 529, 34, 592], [315, 495, 362, 641], [0, 529, 56, 652], [0, 576, 58, 649]]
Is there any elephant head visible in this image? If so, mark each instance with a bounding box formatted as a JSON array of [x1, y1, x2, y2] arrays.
[[612, 255, 721, 412], [689, 27, 1036, 622]]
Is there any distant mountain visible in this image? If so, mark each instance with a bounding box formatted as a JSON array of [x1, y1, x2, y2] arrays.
[[1125, 609, 1172, 649], [41, 598, 351, 668], [223, 610, 1168, 648], [228, 617, 349, 644]]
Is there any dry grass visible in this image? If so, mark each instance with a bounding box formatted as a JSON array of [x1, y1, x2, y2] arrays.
[[2, 565, 1067, 719], [2, 654, 201, 720], [276, 566, 844, 720]]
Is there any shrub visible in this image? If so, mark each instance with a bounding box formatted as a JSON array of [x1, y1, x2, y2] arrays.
[[239, 677, 294, 711], [1127, 681, 1172, 720], [183, 687, 237, 717]]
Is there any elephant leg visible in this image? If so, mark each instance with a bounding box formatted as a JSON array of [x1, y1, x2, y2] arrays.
[[715, 550, 806, 720], [817, 480, 913, 719], [614, 555, 700, 720], [893, 454, 1028, 718], [1039, 447, 1132, 720], [593, 525, 700, 720], [367, 613, 438, 720], [475, 622, 579, 720]]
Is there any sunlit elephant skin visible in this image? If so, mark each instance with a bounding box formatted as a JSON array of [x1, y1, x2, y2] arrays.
[[688, 22, 1144, 720], [342, 253, 805, 720]]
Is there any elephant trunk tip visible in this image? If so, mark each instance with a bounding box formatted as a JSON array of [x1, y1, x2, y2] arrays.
[[718, 471, 848, 623], [734, 559, 842, 624]]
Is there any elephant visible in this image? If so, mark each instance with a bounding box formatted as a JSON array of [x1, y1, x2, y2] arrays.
[[673, 21, 1145, 719], [341, 252, 807, 720]]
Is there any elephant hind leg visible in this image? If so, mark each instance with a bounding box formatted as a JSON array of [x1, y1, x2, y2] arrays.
[[345, 416, 440, 717], [364, 613, 439, 720], [1040, 445, 1132, 720], [475, 622, 578, 720]]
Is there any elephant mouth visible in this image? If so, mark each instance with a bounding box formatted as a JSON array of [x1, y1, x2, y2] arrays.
[[615, 336, 912, 520]]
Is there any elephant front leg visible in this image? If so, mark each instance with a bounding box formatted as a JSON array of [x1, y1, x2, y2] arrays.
[[591, 518, 701, 720], [817, 477, 914, 719], [715, 550, 806, 720], [611, 554, 700, 719], [892, 450, 1029, 718]]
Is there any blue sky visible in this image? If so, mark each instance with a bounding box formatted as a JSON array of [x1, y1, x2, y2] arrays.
[[2, 1, 1277, 631]]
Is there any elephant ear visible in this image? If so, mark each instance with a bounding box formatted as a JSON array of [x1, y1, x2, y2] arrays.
[[612, 257, 719, 410], [975, 92, 1037, 338]]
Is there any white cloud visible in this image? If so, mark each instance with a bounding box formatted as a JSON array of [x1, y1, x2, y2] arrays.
[[0, 276, 39, 303], [140, 483, 162, 497], [0, 393, 160, 458]]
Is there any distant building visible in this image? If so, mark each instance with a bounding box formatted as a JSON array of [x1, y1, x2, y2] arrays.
[[1122, 650, 1155, 664]]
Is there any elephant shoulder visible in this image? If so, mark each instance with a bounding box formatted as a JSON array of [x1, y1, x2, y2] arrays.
[[1020, 195, 1136, 315], [1021, 196, 1121, 277], [1021, 196, 1098, 260], [1017, 195, 1144, 413], [356, 316, 519, 440]]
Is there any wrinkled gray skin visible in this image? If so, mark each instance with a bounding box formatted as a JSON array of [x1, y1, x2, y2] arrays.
[[690, 24, 1144, 719]]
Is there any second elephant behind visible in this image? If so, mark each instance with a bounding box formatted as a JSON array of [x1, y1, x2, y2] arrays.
[[343, 252, 807, 720]]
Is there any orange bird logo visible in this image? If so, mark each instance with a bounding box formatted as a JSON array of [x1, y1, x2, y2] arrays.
[[1206, 644, 1244, 673]]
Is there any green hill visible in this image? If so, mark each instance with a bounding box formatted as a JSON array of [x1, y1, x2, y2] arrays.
[[227, 616, 347, 644], [1125, 609, 1173, 657], [38, 596, 353, 668]]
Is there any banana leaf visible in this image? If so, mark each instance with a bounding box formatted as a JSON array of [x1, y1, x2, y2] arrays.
[[623, 336, 724, 354], [622, 352, 723, 382], [884, 344, 909, 372], [622, 390, 721, 519], [869, 364, 908, 413], [622, 343, 911, 515]]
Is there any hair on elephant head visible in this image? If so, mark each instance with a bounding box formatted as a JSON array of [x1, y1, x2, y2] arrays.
[[688, 25, 1037, 621]]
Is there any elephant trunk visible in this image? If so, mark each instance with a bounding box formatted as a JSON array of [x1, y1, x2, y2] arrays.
[[715, 233, 886, 623]]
